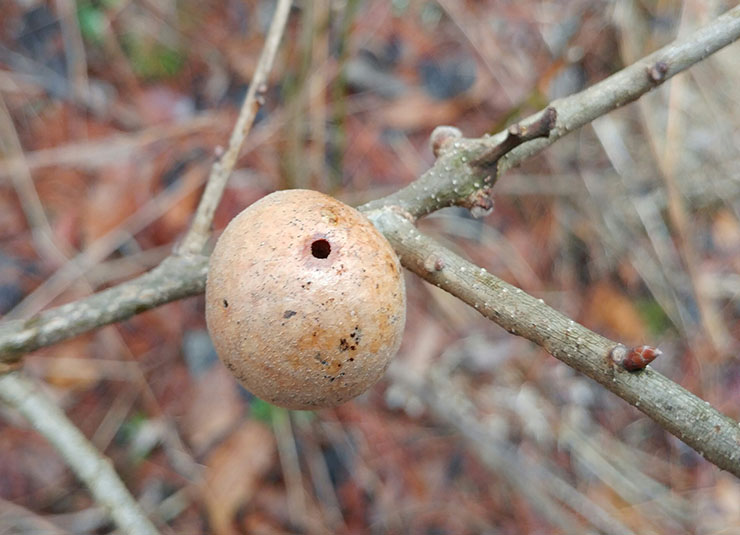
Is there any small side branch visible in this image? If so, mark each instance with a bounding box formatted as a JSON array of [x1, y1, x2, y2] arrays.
[[0, 371, 160, 535], [176, 0, 293, 255], [471, 107, 557, 169]]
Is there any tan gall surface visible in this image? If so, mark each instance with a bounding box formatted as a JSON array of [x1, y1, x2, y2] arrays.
[[205, 190, 406, 410]]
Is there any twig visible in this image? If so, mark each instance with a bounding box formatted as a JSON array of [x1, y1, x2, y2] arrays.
[[176, 0, 293, 255], [0, 497, 72, 534], [0, 0, 291, 535], [360, 4, 740, 219], [470, 107, 557, 169], [366, 207, 740, 478], [559, 421, 691, 525], [0, 44, 107, 117], [645, 68, 729, 354], [7, 157, 211, 320], [0, 255, 208, 362], [0, 5, 293, 530], [54, 0, 90, 107], [0, 371, 159, 535], [495, 4, 740, 174], [0, 0, 293, 346], [396, 368, 582, 532], [0, 96, 71, 265], [0, 112, 225, 180], [272, 410, 307, 529]]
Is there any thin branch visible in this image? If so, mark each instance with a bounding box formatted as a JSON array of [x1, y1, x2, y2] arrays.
[[470, 107, 557, 169], [176, 0, 293, 255], [0, 371, 159, 535], [0, 112, 225, 180], [360, 4, 740, 219], [0, 0, 291, 354], [0, 44, 108, 116], [0, 96, 71, 265], [54, 0, 90, 107], [0, 255, 207, 362], [366, 207, 740, 478], [7, 161, 211, 321]]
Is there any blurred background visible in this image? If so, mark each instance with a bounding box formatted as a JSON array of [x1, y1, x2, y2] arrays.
[[1, 0, 740, 533]]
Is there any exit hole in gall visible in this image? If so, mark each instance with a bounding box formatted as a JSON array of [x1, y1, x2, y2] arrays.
[[311, 239, 331, 259]]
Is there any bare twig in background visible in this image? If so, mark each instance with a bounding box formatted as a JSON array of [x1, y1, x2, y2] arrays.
[[0, 3, 739, 486], [272, 410, 308, 529], [645, 59, 729, 356], [0, 96, 71, 265], [0, 44, 109, 118], [391, 366, 633, 535], [0, 497, 73, 535], [176, 0, 293, 255], [1, 0, 294, 337], [54, 0, 89, 107], [495, 4, 740, 175], [6, 158, 212, 320], [0, 112, 225, 180], [0, 372, 160, 535], [5, 104, 289, 320]]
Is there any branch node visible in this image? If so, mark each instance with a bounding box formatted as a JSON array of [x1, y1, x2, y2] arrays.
[[430, 125, 463, 158], [609, 344, 628, 367], [423, 254, 445, 273], [388, 204, 416, 223], [471, 107, 557, 169], [647, 61, 669, 82], [461, 187, 494, 218]]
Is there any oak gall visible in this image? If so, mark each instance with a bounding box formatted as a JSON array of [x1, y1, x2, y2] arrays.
[[205, 190, 406, 410]]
